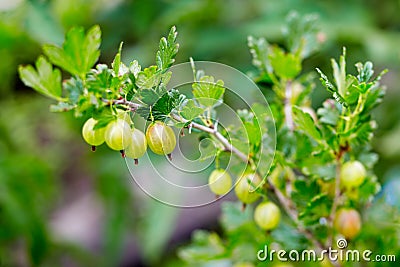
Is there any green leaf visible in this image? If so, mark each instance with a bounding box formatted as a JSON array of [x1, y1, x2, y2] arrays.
[[316, 68, 347, 107], [356, 61, 374, 83], [304, 163, 336, 180], [343, 75, 359, 105], [251, 103, 276, 174], [237, 109, 254, 122], [156, 26, 179, 72], [247, 36, 271, 74], [268, 46, 301, 79], [86, 64, 114, 93], [93, 116, 115, 130], [331, 48, 347, 96], [140, 89, 162, 106], [284, 11, 320, 59], [49, 102, 76, 112], [136, 65, 161, 89], [152, 89, 186, 120], [237, 109, 261, 148], [178, 231, 226, 263], [43, 25, 101, 77], [135, 107, 151, 122], [180, 99, 204, 121], [358, 152, 379, 169], [64, 77, 84, 104], [361, 72, 387, 113], [137, 89, 186, 121], [192, 76, 225, 108], [352, 121, 376, 145], [298, 194, 330, 225], [292, 106, 321, 140], [197, 138, 219, 162], [317, 99, 340, 126], [18, 56, 64, 101], [74, 92, 100, 117], [220, 202, 253, 233], [112, 42, 123, 76], [358, 175, 381, 203], [244, 121, 261, 147], [129, 60, 141, 78]]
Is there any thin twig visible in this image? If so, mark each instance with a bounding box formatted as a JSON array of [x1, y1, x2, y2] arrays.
[[102, 98, 141, 111], [170, 113, 249, 163]]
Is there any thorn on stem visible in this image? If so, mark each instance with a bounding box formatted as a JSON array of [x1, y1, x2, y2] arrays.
[[180, 129, 185, 137], [91, 146, 96, 152], [167, 153, 172, 160], [120, 150, 126, 158], [215, 194, 220, 200]]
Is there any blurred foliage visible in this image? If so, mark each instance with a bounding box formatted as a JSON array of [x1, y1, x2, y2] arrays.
[[0, 0, 399, 266]]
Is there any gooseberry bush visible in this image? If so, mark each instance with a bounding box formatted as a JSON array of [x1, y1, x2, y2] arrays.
[[19, 13, 393, 267]]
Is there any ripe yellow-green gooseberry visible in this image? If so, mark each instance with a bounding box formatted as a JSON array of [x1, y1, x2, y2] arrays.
[[146, 121, 176, 159], [334, 208, 362, 239], [208, 169, 232, 196], [104, 119, 132, 153], [125, 128, 147, 164], [234, 173, 263, 204], [340, 161, 367, 189], [82, 118, 106, 151], [254, 201, 281, 230]]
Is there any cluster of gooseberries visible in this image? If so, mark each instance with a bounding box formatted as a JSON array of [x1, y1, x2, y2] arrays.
[[207, 159, 368, 234], [83, 111, 366, 236], [208, 170, 281, 231], [331, 160, 366, 239], [81, 110, 176, 163]]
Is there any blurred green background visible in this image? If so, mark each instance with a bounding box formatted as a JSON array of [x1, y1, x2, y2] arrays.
[[0, 0, 399, 266]]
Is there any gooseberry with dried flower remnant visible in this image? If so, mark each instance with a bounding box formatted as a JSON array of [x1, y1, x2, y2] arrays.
[[146, 121, 176, 158], [82, 118, 106, 150], [125, 128, 147, 164]]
